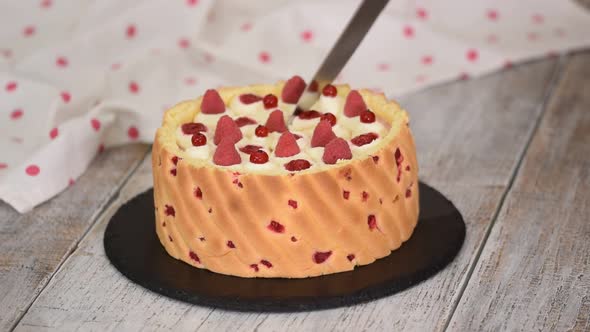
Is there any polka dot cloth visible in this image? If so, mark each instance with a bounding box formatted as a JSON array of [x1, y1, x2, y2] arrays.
[[1, 0, 589, 213]]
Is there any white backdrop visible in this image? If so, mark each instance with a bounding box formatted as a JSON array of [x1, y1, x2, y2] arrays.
[[1, 0, 589, 212]]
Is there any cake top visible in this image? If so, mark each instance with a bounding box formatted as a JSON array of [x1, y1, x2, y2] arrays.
[[169, 76, 403, 175]]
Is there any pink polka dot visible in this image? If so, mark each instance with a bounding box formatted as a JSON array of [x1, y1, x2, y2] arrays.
[[459, 72, 470, 80], [0, 163, 7, 169], [421, 55, 433, 65], [486, 34, 498, 44], [5, 81, 18, 92], [466, 49, 479, 62], [403, 25, 414, 38], [241, 22, 252, 31], [98, 144, 105, 154], [128, 126, 139, 140], [486, 9, 498, 21], [184, 77, 197, 86], [11, 137, 23, 144], [186, 0, 199, 6], [504, 60, 513, 69], [259, 51, 271, 64], [1, 49, 12, 58], [527, 32, 539, 41], [49, 127, 58, 139], [416, 75, 428, 83], [23, 25, 36, 37], [40, 0, 52, 8], [532, 14, 544, 24], [26, 165, 40, 176], [377, 63, 390, 72], [203, 53, 214, 63], [416, 8, 428, 20], [56, 56, 68, 68], [111, 63, 121, 71], [60, 91, 71, 103], [126, 24, 136, 38], [547, 50, 559, 58], [129, 81, 140, 94], [10, 109, 23, 120], [68, 178, 75, 186], [178, 38, 190, 49], [301, 30, 313, 42], [91, 118, 101, 131]]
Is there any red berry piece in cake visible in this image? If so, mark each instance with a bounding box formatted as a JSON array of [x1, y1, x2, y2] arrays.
[[201, 89, 225, 114], [191, 133, 207, 146], [194, 187, 203, 199], [406, 188, 412, 198], [170, 169, 177, 176], [239, 144, 263, 154], [351, 133, 379, 147], [275, 132, 300, 157], [368, 214, 378, 230], [322, 84, 337, 97], [227, 240, 236, 248], [281, 75, 306, 103], [214, 115, 243, 145], [164, 204, 175, 217], [313, 251, 332, 264], [395, 148, 404, 165], [297, 110, 322, 119], [308, 80, 319, 92], [235, 117, 257, 127], [362, 191, 369, 202], [343, 190, 350, 200], [171, 156, 179, 165], [213, 138, 241, 166], [250, 264, 259, 272], [321, 113, 337, 126], [260, 259, 273, 268], [344, 90, 366, 117], [239, 93, 262, 104], [284, 159, 312, 172], [182, 122, 208, 134], [255, 125, 269, 137], [323, 138, 352, 164], [189, 251, 201, 263], [267, 220, 285, 233], [169, 235, 174, 242], [265, 110, 288, 133], [347, 254, 355, 262], [360, 110, 376, 123], [372, 155, 380, 164], [288, 199, 298, 209], [311, 120, 337, 148], [263, 94, 278, 109], [406, 165, 411, 171], [250, 150, 269, 164], [291, 236, 298, 242]]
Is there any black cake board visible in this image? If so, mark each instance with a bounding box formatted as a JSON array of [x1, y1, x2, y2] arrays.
[[104, 182, 465, 312]]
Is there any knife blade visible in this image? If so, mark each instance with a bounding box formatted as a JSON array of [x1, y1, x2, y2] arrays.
[[294, 0, 390, 113]]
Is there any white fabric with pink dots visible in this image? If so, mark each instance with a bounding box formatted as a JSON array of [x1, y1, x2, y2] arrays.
[[1, 0, 589, 212]]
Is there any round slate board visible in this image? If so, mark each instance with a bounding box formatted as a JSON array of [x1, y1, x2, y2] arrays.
[[104, 182, 465, 312]]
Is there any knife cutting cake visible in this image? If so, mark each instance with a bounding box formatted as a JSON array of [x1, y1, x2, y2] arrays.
[[152, 76, 419, 278]]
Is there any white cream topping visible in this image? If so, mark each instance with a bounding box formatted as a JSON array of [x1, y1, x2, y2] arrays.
[[177, 90, 391, 173]]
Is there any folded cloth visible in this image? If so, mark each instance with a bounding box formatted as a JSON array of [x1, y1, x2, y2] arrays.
[[1, 0, 589, 213]]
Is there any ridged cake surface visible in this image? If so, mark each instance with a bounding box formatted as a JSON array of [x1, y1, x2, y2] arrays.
[[152, 81, 419, 278]]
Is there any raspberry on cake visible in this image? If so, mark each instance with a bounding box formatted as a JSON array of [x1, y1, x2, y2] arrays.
[[154, 77, 419, 278]]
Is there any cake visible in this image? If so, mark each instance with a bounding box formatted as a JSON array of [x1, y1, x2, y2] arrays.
[[152, 76, 419, 278]]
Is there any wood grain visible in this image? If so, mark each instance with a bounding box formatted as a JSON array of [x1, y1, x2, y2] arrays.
[[448, 53, 590, 331], [0, 144, 149, 331], [15, 59, 560, 331]]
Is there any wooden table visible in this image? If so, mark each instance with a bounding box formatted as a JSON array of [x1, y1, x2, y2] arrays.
[[1, 51, 588, 331]]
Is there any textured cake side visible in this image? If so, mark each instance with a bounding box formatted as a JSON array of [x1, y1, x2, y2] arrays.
[[152, 86, 419, 278]]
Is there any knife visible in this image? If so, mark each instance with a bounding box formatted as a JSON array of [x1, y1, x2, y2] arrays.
[[294, 0, 390, 114]]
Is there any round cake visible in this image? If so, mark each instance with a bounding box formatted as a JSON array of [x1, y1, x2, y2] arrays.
[[152, 76, 419, 278]]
